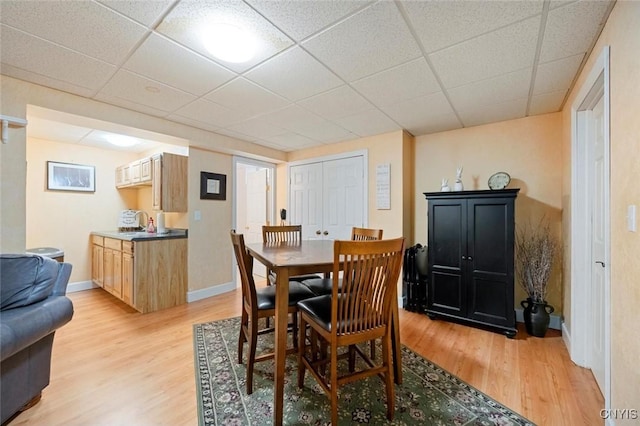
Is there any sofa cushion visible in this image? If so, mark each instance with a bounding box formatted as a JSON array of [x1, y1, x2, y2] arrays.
[[1, 255, 58, 310]]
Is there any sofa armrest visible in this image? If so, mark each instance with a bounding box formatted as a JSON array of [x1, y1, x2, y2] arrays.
[[51, 262, 72, 296]]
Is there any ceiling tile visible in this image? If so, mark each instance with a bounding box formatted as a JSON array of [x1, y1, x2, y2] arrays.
[[246, 0, 372, 41], [534, 54, 584, 95], [539, 0, 612, 63], [334, 109, 400, 137], [96, 69, 196, 113], [0, 1, 147, 64], [227, 117, 288, 139], [352, 58, 441, 106], [0, 64, 94, 98], [204, 77, 291, 117], [458, 98, 528, 128], [215, 127, 258, 142], [156, 0, 293, 73], [302, 1, 421, 81], [245, 47, 342, 101], [298, 85, 373, 121], [0, 24, 116, 93], [257, 105, 325, 134], [448, 68, 532, 111], [290, 119, 355, 143], [529, 90, 566, 115], [380, 92, 456, 131], [403, 0, 543, 53], [406, 112, 462, 136], [172, 98, 250, 128], [429, 16, 540, 88], [97, 0, 174, 27], [166, 114, 221, 133], [123, 33, 236, 96], [262, 132, 318, 151]]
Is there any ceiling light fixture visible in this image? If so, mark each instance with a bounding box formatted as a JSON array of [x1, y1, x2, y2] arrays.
[[201, 23, 256, 63], [105, 134, 140, 147]]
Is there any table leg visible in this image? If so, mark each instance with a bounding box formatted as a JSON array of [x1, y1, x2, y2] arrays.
[[273, 267, 290, 426], [391, 301, 402, 384]]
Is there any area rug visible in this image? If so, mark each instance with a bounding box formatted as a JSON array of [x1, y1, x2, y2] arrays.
[[194, 317, 534, 426]]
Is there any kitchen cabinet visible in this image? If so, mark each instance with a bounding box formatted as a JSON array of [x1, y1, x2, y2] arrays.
[[424, 189, 519, 338], [151, 153, 187, 212], [91, 232, 187, 313], [91, 235, 104, 287], [116, 153, 186, 212]]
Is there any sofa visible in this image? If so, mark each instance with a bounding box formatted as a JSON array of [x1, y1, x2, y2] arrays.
[[0, 254, 74, 424]]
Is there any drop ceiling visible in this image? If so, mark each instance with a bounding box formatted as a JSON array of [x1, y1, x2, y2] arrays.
[[0, 0, 614, 152]]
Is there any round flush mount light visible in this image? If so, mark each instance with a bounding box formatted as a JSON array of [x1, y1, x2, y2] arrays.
[[201, 23, 256, 63], [105, 134, 140, 147]]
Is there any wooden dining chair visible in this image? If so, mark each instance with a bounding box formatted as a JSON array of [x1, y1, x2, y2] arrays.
[[301, 227, 383, 296], [262, 225, 322, 285], [351, 226, 383, 241], [230, 230, 316, 394], [297, 237, 405, 424]]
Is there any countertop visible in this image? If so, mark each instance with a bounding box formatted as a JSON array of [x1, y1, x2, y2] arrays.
[[92, 228, 188, 242]]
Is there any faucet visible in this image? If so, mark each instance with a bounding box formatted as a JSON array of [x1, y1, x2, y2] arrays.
[[135, 210, 149, 230]]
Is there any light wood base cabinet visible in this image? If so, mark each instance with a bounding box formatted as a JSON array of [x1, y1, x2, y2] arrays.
[[91, 234, 187, 313]]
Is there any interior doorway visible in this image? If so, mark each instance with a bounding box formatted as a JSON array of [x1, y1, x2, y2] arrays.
[[233, 157, 275, 279], [570, 46, 610, 408]]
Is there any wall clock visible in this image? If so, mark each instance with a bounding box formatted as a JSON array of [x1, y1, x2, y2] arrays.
[[488, 172, 511, 190]]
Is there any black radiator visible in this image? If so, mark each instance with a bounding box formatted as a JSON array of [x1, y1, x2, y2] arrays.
[[403, 244, 428, 312]]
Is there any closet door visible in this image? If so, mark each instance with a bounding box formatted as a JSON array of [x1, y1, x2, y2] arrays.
[[290, 156, 364, 240]]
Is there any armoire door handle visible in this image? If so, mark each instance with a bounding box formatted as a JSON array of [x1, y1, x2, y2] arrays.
[[595, 261, 605, 267]]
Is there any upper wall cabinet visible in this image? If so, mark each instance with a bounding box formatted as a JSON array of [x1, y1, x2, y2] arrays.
[[116, 153, 187, 213]]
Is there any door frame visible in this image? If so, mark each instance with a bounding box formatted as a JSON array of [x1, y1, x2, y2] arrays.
[[569, 46, 610, 414], [287, 149, 369, 231]]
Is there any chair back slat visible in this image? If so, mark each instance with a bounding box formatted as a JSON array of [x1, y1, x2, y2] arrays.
[[332, 238, 405, 336], [351, 227, 383, 241], [230, 230, 257, 310], [262, 225, 303, 243]]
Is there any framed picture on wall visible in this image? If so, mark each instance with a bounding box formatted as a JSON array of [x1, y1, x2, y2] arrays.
[[200, 171, 226, 200], [47, 161, 95, 192]]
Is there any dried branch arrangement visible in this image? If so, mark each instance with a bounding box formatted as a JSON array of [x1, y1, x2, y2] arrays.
[[516, 219, 558, 303]]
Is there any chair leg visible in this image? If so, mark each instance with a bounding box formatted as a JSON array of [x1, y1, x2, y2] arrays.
[[238, 309, 248, 364], [292, 312, 298, 349], [297, 316, 307, 388], [330, 347, 339, 425], [382, 334, 395, 420], [370, 338, 376, 360], [247, 315, 259, 395]]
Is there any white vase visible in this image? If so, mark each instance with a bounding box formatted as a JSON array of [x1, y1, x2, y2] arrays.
[[454, 180, 464, 191]]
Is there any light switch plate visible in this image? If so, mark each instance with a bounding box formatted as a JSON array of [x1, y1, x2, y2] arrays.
[[628, 205, 636, 232], [194, 210, 201, 221]]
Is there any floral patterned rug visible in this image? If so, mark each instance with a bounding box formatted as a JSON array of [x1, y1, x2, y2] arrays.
[[194, 317, 534, 426]]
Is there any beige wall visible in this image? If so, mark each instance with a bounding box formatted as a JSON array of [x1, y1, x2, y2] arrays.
[[414, 113, 564, 312], [187, 147, 233, 292], [562, 1, 640, 417]]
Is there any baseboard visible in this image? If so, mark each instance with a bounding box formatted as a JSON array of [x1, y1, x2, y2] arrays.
[[187, 281, 236, 303], [515, 308, 562, 330], [562, 321, 571, 353], [67, 280, 98, 293]]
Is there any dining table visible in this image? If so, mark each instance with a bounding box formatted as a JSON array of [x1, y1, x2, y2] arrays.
[[245, 239, 403, 426]]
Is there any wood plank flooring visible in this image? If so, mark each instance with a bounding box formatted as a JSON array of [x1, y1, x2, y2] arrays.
[[9, 286, 603, 425]]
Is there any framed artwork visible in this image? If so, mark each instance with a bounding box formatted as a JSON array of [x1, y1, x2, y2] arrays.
[[200, 171, 226, 200], [47, 161, 95, 192]]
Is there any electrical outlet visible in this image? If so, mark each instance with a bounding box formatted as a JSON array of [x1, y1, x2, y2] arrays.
[[194, 210, 201, 221]]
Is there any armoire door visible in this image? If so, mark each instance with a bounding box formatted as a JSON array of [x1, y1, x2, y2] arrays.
[[290, 156, 364, 240]]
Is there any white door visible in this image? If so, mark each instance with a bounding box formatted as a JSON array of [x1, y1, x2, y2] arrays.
[[246, 168, 268, 277], [290, 156, 364, 240], [589, 95, 606, 393]]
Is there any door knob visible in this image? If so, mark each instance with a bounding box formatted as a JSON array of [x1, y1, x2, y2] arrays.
[[595, 261, 605, 267], [316, 230, 321, 235], [323, 231, 328, 236]]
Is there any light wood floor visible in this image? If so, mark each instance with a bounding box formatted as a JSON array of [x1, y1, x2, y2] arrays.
[[10, 286, 603, 426]]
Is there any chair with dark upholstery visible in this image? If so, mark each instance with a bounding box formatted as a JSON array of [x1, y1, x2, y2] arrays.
[[230, 230, 315, 394], [296, 238, 405, 425], [0, 254, 74, 424], [262, 225, 321, 285]]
